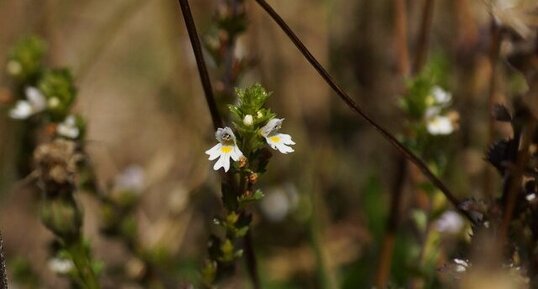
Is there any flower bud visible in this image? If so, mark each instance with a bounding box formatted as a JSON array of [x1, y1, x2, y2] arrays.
[[40, 196, 82, 240], [243, 114, 254, 126]]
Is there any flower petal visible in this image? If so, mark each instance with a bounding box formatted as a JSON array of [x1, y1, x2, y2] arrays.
[[221, 154, 231, 172], [25, 86, 47, 112], [230, 145, 243, 161], [9, 101, 33, 119], [213, 155, 224, 171], [206, 143, 222, 160], [275, 142, 294, 154], [277, 133, 295, 145]]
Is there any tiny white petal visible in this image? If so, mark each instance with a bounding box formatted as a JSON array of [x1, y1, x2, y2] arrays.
[[426, 115, 454, 135], [230, 145, 243, 161], [48, 258, 74, 274], [432, 86, 451, 105], [25, 87, 47, 112], [260, 118, 284, 137], [425, 106, 441, 119], [57, 115, 80, 139], [221, 155, 231, 172], [206, 143, 223, 160], [527, 193, 536, 202], [434, 210, 464, 233], [9, 100, 33, 119], [213, 156, 225, 171]]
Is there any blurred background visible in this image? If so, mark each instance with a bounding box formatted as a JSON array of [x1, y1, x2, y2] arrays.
[[0, 0, 532, 288]]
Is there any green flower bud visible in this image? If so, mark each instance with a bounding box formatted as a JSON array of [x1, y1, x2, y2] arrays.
[[40, 196, 82, 240]]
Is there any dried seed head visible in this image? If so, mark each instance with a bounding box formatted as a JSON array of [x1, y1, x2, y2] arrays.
[[34, 139, 82, 195]]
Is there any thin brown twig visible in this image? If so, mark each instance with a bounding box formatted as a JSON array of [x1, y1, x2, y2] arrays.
[[177, 0, 223, 130], [394, 0, 410, 76], [0, 232, 8, 289], [485, 20, 502, 198], [499, 122, 536, 246], [253, 0, 477, 224], [176, 1, 261, 287]]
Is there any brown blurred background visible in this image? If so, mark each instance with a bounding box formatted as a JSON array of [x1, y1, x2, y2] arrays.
[[0, 0, 509, 288]]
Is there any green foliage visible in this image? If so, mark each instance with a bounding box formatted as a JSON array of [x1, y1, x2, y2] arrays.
[[7, 36, 47, 81], [38, 69, 77, 121]]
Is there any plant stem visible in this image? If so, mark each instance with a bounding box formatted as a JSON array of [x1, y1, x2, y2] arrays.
[[177, 0, 223, 130], [485, 19, 502, 199], [0, 232, 7, 289], [176, 1, 261, 287], [66, 238, 99, 289], [413, 0, 435, 74], [375, 1, 437, 285], [253, 0, 476, 225], [393, 0, 410, 76], [375, 157, 408, 289], [244, 230, 260, 289]]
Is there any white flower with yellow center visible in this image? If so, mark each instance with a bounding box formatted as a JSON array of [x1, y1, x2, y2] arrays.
[[260, 118, 295, 154], [9, 86, 47, 119], [206, 127, 244, 172]]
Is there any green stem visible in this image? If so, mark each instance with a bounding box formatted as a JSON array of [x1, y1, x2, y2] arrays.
[[66, 238, 99, 289]]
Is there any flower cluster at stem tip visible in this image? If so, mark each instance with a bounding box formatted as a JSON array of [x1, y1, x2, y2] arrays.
[[5, 37, 85, 140], [206, 84, 295, 172]]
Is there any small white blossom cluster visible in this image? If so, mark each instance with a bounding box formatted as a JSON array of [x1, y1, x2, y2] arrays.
[[9, 86, 81, 139], [47, 257, 74, 275], [10, 86, 46, 120], [424, 86, 458, 135], [206, 118, 295, 172]]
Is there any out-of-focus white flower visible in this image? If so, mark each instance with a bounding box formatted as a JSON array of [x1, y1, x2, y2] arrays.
[[256, 111, 263, 119], [260, 184, 299, 222], [57, 115, 80, 139], [243, 114, 254, 126], [260, 118, 295, 154], [206, 127, 243, 172], [434, 210, 464, 233], [115, 165, 145, 193], [48, 257, 74, 274], [454, 258, 470, 273], [9, 86, 47, 119], [526, 193, 536, 202], [432, 86, 452, 105], [426, 115, 455, 135]]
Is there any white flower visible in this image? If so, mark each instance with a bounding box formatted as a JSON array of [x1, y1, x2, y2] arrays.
[[426, 115, 454, 135], [206, 127, 244, 172], [48, 257, 74, 274], [9, 86, 47, 119], [432, 86, 451, 105], [57, 115, 80, 139], [453, 258, 470, 273], [115, 165, 145, 192], [434, 210, 464, 233], [260, 118, 295, 154], [243, 114, 254, 126]]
